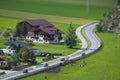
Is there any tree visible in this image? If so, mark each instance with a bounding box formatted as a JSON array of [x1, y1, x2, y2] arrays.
[[11, 53, 20, 66], [16, 24, 21, 36], [96, 23, 102, 32], [19, 46, 36, 62], [15, 44, 21, 53], [118, 0, 120, 5], [22, 22, 28, 36], [6, 57, 12, 68], [6, 56, 16, 69], [64, 23, 77, 48], [27, 50, 36, 62], [19, 46, 29, 61], [3, 28, 12, 38]]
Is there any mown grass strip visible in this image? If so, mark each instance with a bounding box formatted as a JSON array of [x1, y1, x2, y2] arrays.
[[0, 9, 95, 25]]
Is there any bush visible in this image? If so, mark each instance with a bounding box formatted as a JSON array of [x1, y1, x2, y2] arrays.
[[0, 71, 5, 75], [0, 66, 6, 69], [2, 28, 12, 38]]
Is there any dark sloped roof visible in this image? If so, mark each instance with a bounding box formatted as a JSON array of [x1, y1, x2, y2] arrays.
[[18, 19, 63, 35], [39, 27, 63, 35], [26, 19, 54, 27], [5, 41, 29, 47]]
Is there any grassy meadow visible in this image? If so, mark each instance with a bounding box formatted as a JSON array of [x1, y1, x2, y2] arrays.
[[21, 30, 120, 80], [0, 0, 117, 20], [0, 16, 21, 30]]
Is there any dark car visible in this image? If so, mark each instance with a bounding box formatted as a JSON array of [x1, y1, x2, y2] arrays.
[[41, 53, 47, 57], [60, 57, 65, 61], [22, 69, 28, 73], [46, 53, 51, 57], [43, 63, 48, 67], [82, 53, 86, 56]]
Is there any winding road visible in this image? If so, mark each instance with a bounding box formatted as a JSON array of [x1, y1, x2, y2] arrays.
[[68, 23, 101, 60], [0, 23, 102, 80]]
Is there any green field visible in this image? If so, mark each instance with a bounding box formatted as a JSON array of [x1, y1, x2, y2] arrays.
[[0, 16, 21, 30], [0, 0, 117, 20], [21, 30, 120, 80]]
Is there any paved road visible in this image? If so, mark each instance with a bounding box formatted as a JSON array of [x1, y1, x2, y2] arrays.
[[0, 70, 17, 74], [68, 23, 101, 60], [83, 23, 101, 54], [0, 23, 101, 80]]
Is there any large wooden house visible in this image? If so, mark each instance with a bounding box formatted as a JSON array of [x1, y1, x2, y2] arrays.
[[16, 19, 63, 43]]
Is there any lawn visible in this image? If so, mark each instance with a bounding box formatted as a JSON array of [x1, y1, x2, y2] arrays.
[[21, 30, 120, 80], [0, 0, 117, 20], [0, 16, 21, 30], [33, 43, 80, 55], [0, 38, 8, 48]]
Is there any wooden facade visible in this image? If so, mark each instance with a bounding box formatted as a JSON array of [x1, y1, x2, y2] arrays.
[[16, 19, 63, 43]]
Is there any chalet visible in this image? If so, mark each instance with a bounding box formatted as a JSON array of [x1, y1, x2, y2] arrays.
[[1, 41, 30, 54], [1, 41, 41, 56], [16, 19, 63, 43]]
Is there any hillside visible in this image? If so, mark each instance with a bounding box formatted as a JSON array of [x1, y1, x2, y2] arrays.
[[97, 3, 120, 37]]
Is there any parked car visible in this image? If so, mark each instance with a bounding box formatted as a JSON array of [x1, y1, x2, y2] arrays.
[[46, 53, 51, 57], [0, 50, 4, 54], [41, 53, 47, 57], [32, 49, 42, 56]]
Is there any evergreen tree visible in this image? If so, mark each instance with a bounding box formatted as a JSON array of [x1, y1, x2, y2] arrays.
[[22, 22, 28, 36], [16, 24, 20, 36], [96, 20, 103, 32], [118, 0, 120, 5], [6, 57, 12, 68], [27, 50, 36, 62], [19, 46, 36, 62], [11, 53, 20, 66], [15, 44, 21, 53], [65, 23, 77, 48]]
